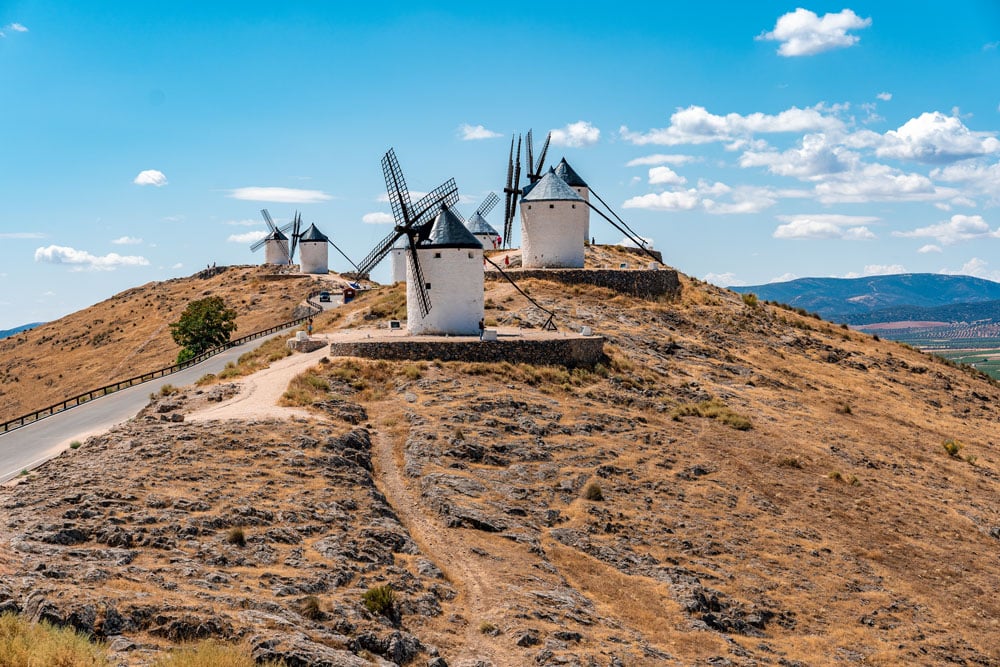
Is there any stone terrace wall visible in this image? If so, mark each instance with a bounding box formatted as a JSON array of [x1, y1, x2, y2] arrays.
[[486, 268, 680, 299], [329, 336, 605, 367]]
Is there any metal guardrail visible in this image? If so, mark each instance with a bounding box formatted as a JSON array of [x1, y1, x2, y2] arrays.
[[0, 295, 324, 435]]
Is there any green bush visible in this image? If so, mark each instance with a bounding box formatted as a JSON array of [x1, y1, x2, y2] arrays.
[[741, 293, 759, 309], [362, 585, 395, 617], [943, 438, 963, 458], [69, 441, 82, 450], [582, 482, 604, 501]]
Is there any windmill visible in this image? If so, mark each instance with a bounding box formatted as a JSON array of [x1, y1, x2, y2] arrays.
[[501, 129, 551, 248], [354, 149, 461, 318], [250, 209, 303, 266], [459, 192, 501, 250]]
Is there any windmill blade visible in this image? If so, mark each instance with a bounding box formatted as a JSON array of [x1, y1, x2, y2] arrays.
[[585, 200, 660, 263], [476, 192, 500, 218], [526, 130, 534, 179], [406, 239, 432, 317], [590, 188, 644, 241], [328, 239, 361, 273], [504, 136, 522, 246], [250, 236, 268, 252], [288, 212, 302, 261], [355, 227, 406, 278], [484, 255, 557, 331], [503, 136, 515, 228], [410, 178, 459, 227], [535, 132, 551, 175], [260, 209, 277, 232], [382, 148, 413, 225]]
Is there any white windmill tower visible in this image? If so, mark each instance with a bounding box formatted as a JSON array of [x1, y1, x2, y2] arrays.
[[407, 205, 484, 335], [298, 223, 330, 274], [390, 241, 408, 283], [249, 209, 297, 266], [554, 158, 591, 242], [519, 168, 587, 268], [463, 192, 501, 250]]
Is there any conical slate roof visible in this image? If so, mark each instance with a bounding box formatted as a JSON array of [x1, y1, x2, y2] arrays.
[[266, 229, 288, 241], [419, 206, 483, 249], [465, 211, 499, 237], [299, 223, 328, 243], [521, 168, 584, 202], [554, 158, 588, 188]]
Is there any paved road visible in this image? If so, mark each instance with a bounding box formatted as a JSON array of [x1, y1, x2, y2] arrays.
[[0, 297, 341, 483]]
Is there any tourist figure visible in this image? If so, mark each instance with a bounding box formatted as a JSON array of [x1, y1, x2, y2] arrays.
[[307, 317, 313, 337], [504, 255, 509, 267], [478, 318, 485, 340]]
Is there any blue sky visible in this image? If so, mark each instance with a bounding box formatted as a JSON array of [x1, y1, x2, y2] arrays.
[[1, 2, 999, 329]]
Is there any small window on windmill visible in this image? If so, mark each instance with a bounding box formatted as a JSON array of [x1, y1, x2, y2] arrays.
[[572, 204, 576, 208], [434, 252, 441, 259], [425, 282, 431, 290], [468, 252, 473, 259], [549, 204, 555, 209], [527, 205, 532, 209]]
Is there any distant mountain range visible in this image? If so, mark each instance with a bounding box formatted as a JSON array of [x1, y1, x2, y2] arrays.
[[730, 274, 1000, 325], [0, 322, 43, 340]]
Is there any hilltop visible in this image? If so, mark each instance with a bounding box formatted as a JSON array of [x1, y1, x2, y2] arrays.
[[0, 265, 324, 423], [731, 273, 1000, 324], [1, 248, 999, 666], [0, 322, 44, 341]]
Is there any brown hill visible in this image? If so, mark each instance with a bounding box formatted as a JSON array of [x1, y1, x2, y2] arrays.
[[0, 265, 323, 422], [1, 249, 998, 666]]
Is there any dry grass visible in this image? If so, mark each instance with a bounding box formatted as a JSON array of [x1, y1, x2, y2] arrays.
[[670, 399, 753, 430], [0, 612, 110, 666], [152, 640, 284, 667]]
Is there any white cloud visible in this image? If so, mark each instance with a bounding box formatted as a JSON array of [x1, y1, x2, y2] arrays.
[[931, 159, 1000, 204], [224, 218, 262, 227], [617, 236, 655, 249], [362, 212, 394, 224], [7, 23, 28, 32], [620, 104, 843, 146], [34, 245, 149, 271], [939, 257, 1000, 281], [550, 121, 600, 148], [704, 272, 742, 287], [459, 124, 501, 140], [227, 230, 268, 244], [623, 190, 700, 211], [172, 262, 184, 269], [844, 264, 906, 278], [134, 169, 168, 187], [769, 272, 798, 284], [893, 214, 1000, 245], [877, 92, 892, 102], [111, 236, 142, 245], [228, 187, 332, 203], [918, 244, 942, 253], [0, 232, 45, 239], [625, 154, 696, 167], [773, 214, 878, 240], [876, 112, 1000, 163], [815, 162, 944, 203], [757, 8, 871, 57], [740, 133, 856, 179], [648, 166, 686, 186]]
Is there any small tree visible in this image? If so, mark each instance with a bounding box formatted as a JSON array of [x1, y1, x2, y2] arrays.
[[170, 296, 238, 363]]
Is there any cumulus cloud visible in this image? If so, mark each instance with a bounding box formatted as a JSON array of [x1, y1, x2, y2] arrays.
[[844, 264, 906, 278], [620, 105, 842, 146], [623, 190, 700, 211], [877, 92, 892, 102], [626, 154, 695, 167], [740, 133, 856, 179], [624, 180, 781, 215], [228, 187, 332, 203], [34, 245, 149, 271], [773, 214, 878, 240], [939, 257, 1000, 281], [876, 112, 1000, 163], [648, 166, 686, 186], [134, 169, 168, 187], [0, 232, 45, 239], [617, 236, 655, 249], [931, 160, 1000, 204], [459, 124, 501, 140], [550, 121, 600, 148], [815, 163, 944, 203], [111, 236, 142, 245], [918, 244, 942, 253], [362, 212, 394, 224], [704, 272, 743, 287], [224, 218, 262, 227], [769, 272, 798, 284], [893, 214, 1000, 245], [757, 8, 871, 57], [1, 22, 28, 36], [227, 231, 268, 244]]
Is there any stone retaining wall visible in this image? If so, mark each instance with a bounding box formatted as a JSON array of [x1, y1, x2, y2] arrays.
[[486, 268, 680, 299], [328, 336, 606, 367]]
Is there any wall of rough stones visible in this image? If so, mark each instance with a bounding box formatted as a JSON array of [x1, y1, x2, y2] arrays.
[[486, 268, 680, 299], [328, 336, 606, 367]]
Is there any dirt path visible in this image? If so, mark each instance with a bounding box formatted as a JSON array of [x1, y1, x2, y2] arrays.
[[370, 410, 506, 667], [186, 338, 331, 423]]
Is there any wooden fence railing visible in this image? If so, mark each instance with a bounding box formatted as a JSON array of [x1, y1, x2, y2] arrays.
[[0, 295, 324, 435]]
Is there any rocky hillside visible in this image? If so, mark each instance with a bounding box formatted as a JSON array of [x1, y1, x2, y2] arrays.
[[1, 251, 998, 666], [0, 265, 320, 422]]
